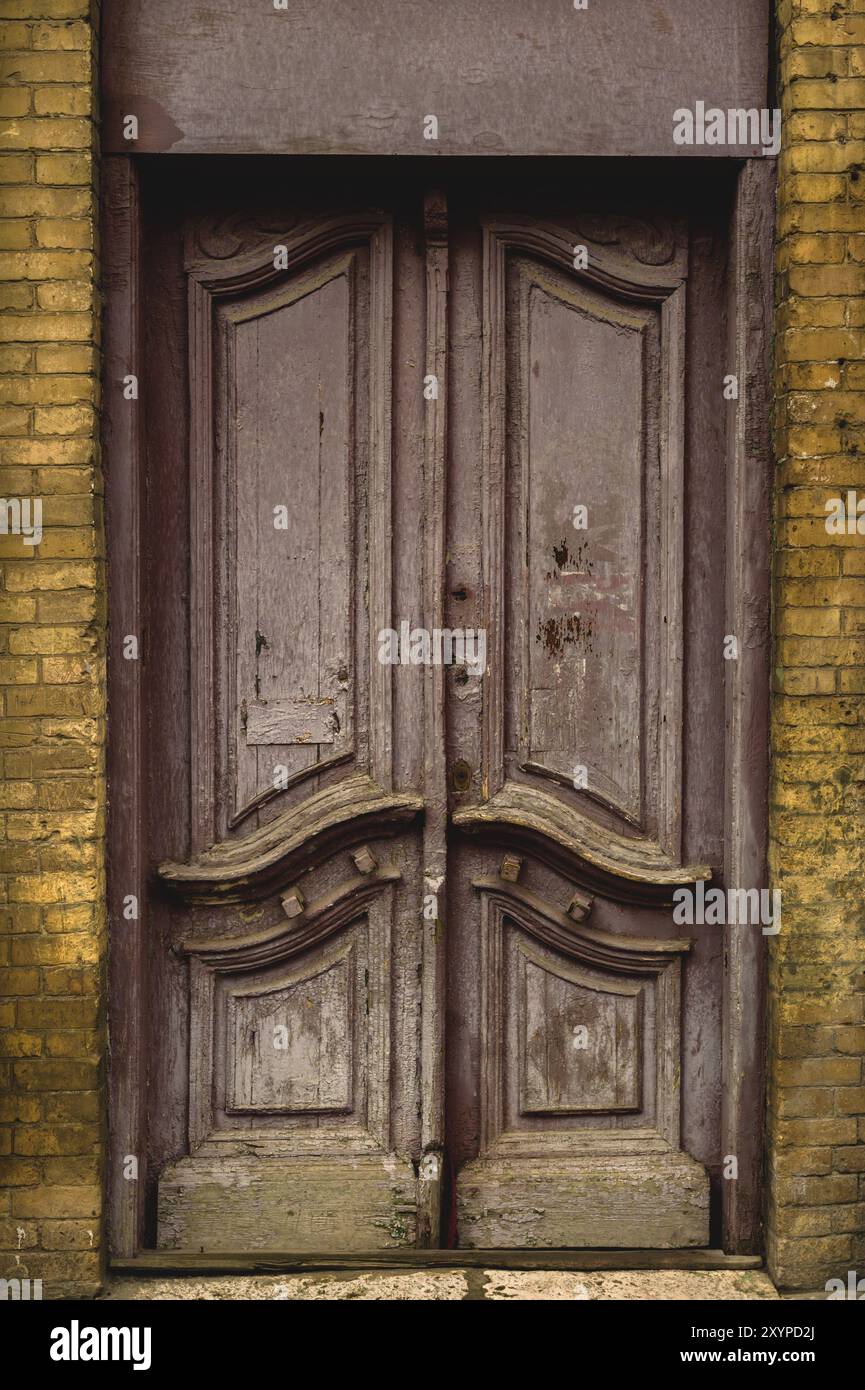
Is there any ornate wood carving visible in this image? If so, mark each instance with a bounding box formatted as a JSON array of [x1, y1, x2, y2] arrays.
[[158, 774, 421, 905], [456, 784, 710, 906], [571, 213, 682, 269], [182, 866, 400, 1153], [472, 879, 691, 1155], [188, 212, 299, 263]]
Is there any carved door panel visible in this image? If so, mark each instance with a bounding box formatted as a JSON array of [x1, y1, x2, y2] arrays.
[[140, 172, 439, 1253], [443, 183, 730, 1248]]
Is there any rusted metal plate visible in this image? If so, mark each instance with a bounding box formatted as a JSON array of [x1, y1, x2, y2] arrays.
[[102, 0, 770, 157]]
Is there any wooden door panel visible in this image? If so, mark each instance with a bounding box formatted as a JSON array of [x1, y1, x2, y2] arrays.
[[509, 257, 660, 830], [446, 193, 728, 1249], [140, 183, 428, 1254], [186, 214, 394, 851], [224, 253, 357, 823], [519, 949, 643, 1117], [476, 881, 689, 1146], [473, 217, 690, 874], [156, 861, 423, 1251], [227, 948, 356, 1117]]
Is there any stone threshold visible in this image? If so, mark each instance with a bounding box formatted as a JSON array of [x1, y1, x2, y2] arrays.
[[101, 1268, 781, 1300]]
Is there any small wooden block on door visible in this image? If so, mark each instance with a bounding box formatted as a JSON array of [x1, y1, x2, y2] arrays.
[[351, 845, 378, 875], [567, 888, 594, 922], [245, 698, 338, 746], [499, 853, 523, 883], [281, 888, 306, 919]]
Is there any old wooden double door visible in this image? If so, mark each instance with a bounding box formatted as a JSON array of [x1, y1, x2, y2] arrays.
[[138, 162, 734, 1252]]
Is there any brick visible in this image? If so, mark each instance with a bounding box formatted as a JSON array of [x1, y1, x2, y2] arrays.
[[34, 152, 92, 185], [14, 1123, 98, 1156], [777, 1083, 847, 1124], [778, 1117, 859, 1146], [0, 1032, 42, 1058], [0, 345, 33, 372], [777, 1057, 863, 1087], [771, 1173, 860, 1211], [33, 85, 92, 117], [0, 372, 94, 405], [4, 560, 94, 590], [31, 20, 92, 51], [0, 1158, 40, 1187], [768, 1145, 832, 1178], [0, 53, 90, 84], [12, 1059, 98, 1092], [34, 343, 94, 373], [34, 402, 95, 433], [789, 264, 865, 296], [36, 280, 93, 310], [0, 184, 88, 216], [0, 310, 93, 343], [35, 217, 93, 249], [781, 172, 849, 202], [42, 966, 92, 995], [39, 1219, 102, 1251], [0, 968, 39, 995], [0, 153, 33, 182], [776, 1206, 837, 1237], [0, 218, 32, 249], [11, 1186, 99, 1220], [0, 22, 35, 50], [0, 118, 91, 152]]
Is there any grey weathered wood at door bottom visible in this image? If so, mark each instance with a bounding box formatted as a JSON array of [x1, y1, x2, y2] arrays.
[[112, 1250, 762, 1274], [456, 1153, 709, 1249]]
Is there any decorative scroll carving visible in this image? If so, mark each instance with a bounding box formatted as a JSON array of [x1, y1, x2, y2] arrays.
[[573, 213, 679, 267], [189, 213, 299, 263], [456, 784, 711, 907], [158, 775, 421, 905]]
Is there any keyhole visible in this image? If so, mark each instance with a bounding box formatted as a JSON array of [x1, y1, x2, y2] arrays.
[[451, 759, 472, 792]]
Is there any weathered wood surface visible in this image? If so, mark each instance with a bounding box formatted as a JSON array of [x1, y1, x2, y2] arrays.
[[114, 1248, 763, 1273], [111, 163, 769, 1260], [721, 160, 773, 1254], [456, 1154, 710, 1249], [102, 0, 770, 157], [454, 782, 711, 895], [157, 1157, 419, 1253], [186, 213, 394, 844], [104, 156, 146, 1259], [418, 190, 450, 1245], [244, 698, 343, 747], [158, 773, 422, 902]]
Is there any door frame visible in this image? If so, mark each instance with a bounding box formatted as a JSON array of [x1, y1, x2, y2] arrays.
[[103, 155, 773, 1261]]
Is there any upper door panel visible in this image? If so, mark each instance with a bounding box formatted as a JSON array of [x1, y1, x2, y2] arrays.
[[506, 254, 661, 835], [185, 215, 394, 850], [463, 216, 697, 896]]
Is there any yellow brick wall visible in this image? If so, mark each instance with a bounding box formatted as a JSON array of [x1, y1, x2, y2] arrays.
[[769, 0, 865, 1292], [0, 0, 103, 1299]]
